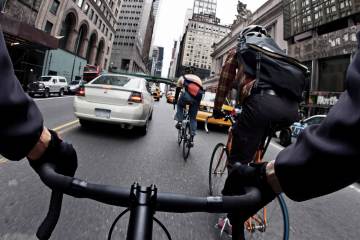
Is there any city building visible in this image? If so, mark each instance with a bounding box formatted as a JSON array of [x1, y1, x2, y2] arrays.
[[150, 46, 163, 77], [283, 0, 360, 115], [0, 0, 58, 87], [35, 0, 119, 81], [110, 0, 155, 73], [168, 40, 179, 78], [204, 0, 286, 91], [176, 0, 230, 79]]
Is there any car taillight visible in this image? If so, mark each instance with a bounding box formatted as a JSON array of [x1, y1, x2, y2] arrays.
[[128, 92, 143, 103], [76, 87, 85, 96]]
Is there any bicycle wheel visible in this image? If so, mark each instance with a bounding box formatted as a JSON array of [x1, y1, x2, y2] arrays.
[[177, 127, 182, 146], [182, 123, 191, 160], [208, 143, 228, 196], [243, 194, 290, 240]]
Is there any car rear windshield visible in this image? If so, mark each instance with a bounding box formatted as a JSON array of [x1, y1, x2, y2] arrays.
[[40, 76, 52, 82], [70, 80, 80, 85], [203, 92, 216, 102], [91, 75, 140, 89]]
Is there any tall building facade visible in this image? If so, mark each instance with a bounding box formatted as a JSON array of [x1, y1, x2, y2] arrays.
[[110, 0, 154, 73], [193, 0, 217, 16], [151, 46, 163, 77], [283, 0, 360, 115], [176, 0, 230, 79], [35, 0, 119, 81], [204, 0, 286, 91]]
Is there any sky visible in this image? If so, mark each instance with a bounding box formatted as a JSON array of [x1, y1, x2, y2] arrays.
[[152, 0, 267, 78]]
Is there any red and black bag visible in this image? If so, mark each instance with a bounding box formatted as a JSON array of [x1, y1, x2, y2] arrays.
[[183, 75, 204, 102]]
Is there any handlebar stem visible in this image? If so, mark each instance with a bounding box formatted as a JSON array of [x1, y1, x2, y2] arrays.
[[127, 183, 157, 240]]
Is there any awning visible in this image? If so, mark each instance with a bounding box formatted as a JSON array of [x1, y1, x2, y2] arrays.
[[0, 13, 58, 49]]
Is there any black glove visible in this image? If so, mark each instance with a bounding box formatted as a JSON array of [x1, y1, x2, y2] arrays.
[[222, 162, 277, 223], [29, 129, 78, 177], [212, 108, 224, 119]]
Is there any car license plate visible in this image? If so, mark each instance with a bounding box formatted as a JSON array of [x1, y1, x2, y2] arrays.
[[95, 108, 111, 119]]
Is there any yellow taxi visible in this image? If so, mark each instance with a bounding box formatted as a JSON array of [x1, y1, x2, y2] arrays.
[[196, 92, 234, 127]]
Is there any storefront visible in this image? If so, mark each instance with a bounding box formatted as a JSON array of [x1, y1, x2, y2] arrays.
[[0, 13, 58, 89]]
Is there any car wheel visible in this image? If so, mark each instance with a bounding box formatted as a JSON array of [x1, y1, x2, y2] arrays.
[[59, 88, 64, 97], [149, 110, 153, 121], [43, 89, 50, 98], [279, 128, 291, 147], [138, 120, 148, 136], [79, 119, 91, 128]]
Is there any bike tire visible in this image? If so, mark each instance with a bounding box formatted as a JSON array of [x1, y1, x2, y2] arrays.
[[177, 128, 182, 146], [208, 143, 228, 196], [182, 123, 191, 161], [242, 193, 290, 240]]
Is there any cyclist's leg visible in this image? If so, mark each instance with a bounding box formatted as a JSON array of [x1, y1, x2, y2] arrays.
[[188, 99, 200, 137], [174, 94, 185, 123]]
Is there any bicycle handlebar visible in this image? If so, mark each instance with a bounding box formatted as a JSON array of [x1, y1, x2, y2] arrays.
[[204, 112, 234, 133], [36, 163, 261, 239]]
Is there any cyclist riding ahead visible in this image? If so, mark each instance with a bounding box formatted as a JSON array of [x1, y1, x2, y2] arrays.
[[213, 25, 305, 238], [174, 66, 204, 147]]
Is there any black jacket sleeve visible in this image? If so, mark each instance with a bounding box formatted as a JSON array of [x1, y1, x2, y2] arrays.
[[0, 30, 43, 160], [275, 32, 360, 202]]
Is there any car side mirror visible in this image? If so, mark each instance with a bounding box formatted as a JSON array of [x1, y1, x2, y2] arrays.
[[53, 79, 56, 83]]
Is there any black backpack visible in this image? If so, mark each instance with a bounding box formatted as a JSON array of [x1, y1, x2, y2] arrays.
[[237, 34, 309, 102]]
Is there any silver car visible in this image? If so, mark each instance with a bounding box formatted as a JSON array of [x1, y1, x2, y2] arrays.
[[74, 74, 154, 135]]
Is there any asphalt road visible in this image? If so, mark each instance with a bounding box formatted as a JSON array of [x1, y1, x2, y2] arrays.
[[0, 96, 359, 240]]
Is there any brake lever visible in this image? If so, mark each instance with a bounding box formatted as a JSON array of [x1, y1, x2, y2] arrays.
[[36, 190, 63, 240]]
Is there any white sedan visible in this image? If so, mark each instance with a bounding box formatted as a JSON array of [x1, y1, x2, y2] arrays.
[[74, 74, 154, 135]]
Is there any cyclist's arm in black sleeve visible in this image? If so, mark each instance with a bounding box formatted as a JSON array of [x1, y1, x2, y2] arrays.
[[275, 34, 360, 202], [0, 30, 43, 160]]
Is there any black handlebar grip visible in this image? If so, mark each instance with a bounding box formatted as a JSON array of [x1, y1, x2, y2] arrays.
[[36, 191, 63, 240]]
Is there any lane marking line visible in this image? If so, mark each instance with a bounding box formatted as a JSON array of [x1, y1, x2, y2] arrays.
[[53, 119, 79, 132], [34, 96, 74, 101], [0, 119, 79, 165]]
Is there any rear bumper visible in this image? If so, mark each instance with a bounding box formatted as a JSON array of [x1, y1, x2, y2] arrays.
[[74, 97, 147, 126], [196, 111, 231, 126], [28, 89, 45, 94]]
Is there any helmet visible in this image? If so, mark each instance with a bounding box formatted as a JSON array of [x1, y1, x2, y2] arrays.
[[183, 65, 195, 74], [239, 25, 268, 39]]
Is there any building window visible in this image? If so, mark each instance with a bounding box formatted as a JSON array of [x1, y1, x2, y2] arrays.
[[50, 0, 60, 15], [83, 3, 89, 13], [76, 0, 84, 8], [94, 14, 98, 25], [89, 9, 94, 20], [44, 21, 53, 33]]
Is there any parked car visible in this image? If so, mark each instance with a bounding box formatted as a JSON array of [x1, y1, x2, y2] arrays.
[[73, 74, 154, 135], [28, 76, 68, 98], [279, 115, 327, 146], [68, 80, 86, 94], [196, 92, 234, 127]]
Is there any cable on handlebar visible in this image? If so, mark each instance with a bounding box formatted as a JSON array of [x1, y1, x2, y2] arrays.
[[153, 217, 172, 240], [107, 208, 130, 240]]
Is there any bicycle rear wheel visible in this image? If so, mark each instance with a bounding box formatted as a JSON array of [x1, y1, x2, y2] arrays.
[[182, 123, 191, 160], [208, 143, 228, 196], [243, 194, 290, 240]]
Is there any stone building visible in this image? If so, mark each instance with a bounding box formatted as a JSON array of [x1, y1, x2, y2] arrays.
[[283, 0, 360, 115], [204, 0, 286, 90], [35, 0, 119, 81], [110, 0, 155, 73], [176, 0, 230, 79]]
